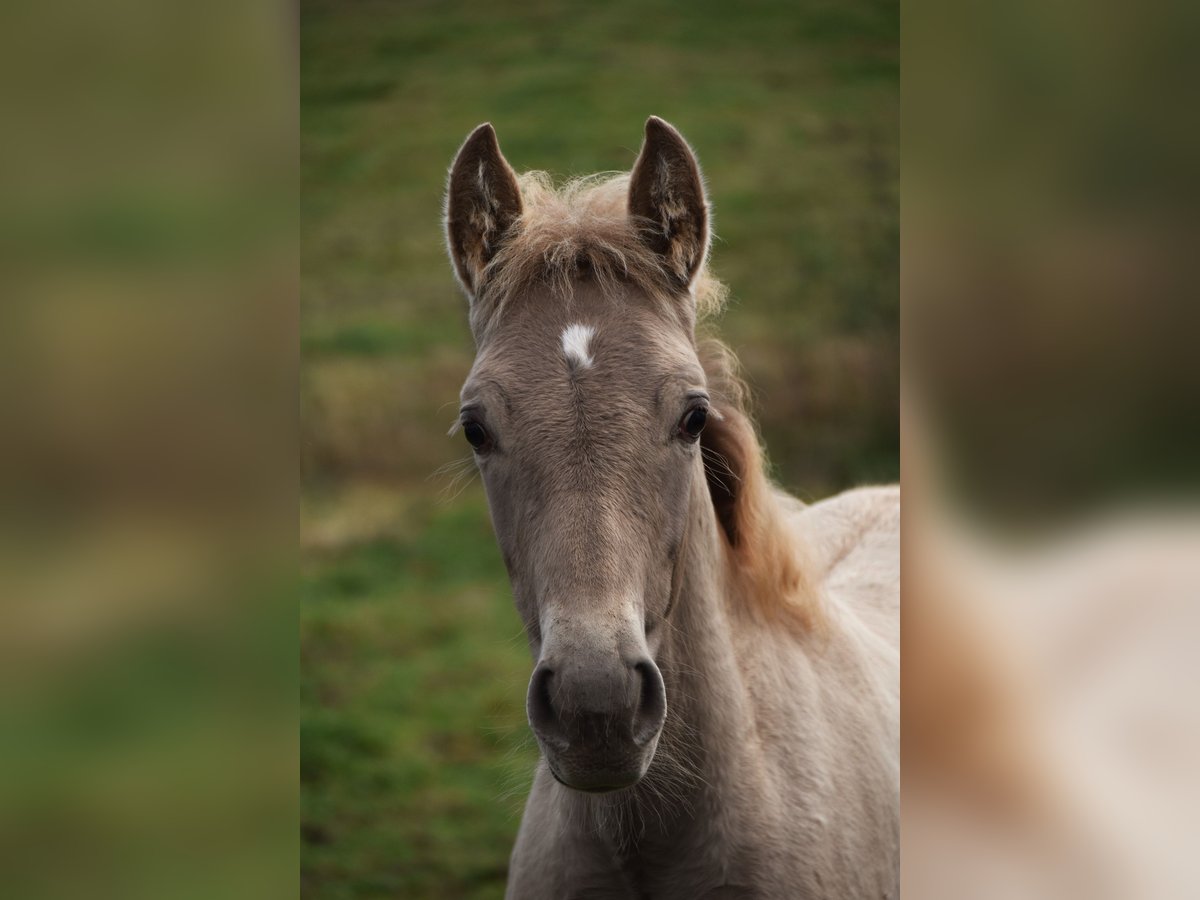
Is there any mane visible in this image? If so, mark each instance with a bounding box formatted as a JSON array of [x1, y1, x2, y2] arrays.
[[698, 337, 823, 632], [481, 169, 819, 631], [475, 171, 727, 325]]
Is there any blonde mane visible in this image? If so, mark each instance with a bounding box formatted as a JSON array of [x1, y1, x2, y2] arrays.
[[479, 170, 819, 632], [698, 338, 822, 632]]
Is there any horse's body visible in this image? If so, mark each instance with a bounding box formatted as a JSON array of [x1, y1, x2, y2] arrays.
[[444, 118, 898, 899]]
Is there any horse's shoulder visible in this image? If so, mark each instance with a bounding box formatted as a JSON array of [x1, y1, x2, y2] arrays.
[[787, 484, 899, 576], [784, 485, 900, 655]]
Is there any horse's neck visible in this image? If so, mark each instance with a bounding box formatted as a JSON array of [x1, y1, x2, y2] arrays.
[[662, 482, 752, 730], [598, 479, 899, 892], [643, 476, 766, 822]]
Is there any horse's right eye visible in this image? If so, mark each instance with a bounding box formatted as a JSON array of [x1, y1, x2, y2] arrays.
[[678, 406, 708, 442], [463, 421, 491, 451]]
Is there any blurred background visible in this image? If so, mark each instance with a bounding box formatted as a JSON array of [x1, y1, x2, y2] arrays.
[[300, 0, 897, 896]]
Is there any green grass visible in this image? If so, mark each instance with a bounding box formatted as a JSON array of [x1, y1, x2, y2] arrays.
[[301, 0, 897, 895], [302, 488, 537, 899]]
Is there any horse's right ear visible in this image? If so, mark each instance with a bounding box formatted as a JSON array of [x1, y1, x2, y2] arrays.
[[445, 123, 523, 300]]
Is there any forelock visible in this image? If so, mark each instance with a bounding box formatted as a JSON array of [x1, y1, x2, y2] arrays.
[[474, 171, 727, 323]]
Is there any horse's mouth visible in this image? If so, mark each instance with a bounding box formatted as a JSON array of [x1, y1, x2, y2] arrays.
[[545, 753, 648, 793]]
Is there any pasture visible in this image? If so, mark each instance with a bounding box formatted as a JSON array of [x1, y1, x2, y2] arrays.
[[301, 0, 897, 896]]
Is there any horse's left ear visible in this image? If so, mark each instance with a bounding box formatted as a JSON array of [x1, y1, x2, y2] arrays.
[[629, 116, 710, 289]]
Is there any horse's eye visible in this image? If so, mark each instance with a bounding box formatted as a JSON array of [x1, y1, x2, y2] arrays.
[[678, 406, 708, 442], [463, 421, 491, 451]]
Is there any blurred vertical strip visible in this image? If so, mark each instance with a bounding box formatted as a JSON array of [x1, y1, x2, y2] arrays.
[[0, 1, 296, 898], [904, 0, 1200, 897]]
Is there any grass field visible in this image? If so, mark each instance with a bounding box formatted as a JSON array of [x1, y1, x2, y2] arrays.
[[301, 0, 897, 896]]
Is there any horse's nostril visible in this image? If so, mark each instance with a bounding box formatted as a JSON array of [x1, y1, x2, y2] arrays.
[[632, 659, 667, 746], [527, 664, 567, 749]]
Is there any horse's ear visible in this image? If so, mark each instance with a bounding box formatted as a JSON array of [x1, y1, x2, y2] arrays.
[[445, 123, 523, 300], [628, 116, 710, 289]]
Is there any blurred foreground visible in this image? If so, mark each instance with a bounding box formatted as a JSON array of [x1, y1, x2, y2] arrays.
[[0, 2, 296, 898], [904, 0, 1200, 895]]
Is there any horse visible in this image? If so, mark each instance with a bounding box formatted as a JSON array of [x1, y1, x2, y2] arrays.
[[443, 117, 899, 899]]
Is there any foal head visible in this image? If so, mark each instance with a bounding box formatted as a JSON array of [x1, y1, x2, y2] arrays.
[[446, 118, 716, 792]]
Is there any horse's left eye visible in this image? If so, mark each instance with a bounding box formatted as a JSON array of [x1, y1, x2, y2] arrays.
[[678, 406, 708, 442]]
